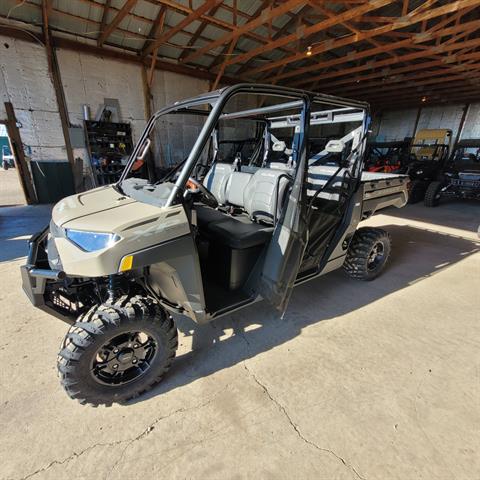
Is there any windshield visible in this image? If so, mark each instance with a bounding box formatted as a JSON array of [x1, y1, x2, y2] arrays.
[[451, 145, 480, 168], [410, 143, 448, 162]]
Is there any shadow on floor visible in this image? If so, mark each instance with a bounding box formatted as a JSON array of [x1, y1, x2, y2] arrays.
[[131, 223, 480, 404], [385, 199, 480, 234], [0, 205, 52, 263]]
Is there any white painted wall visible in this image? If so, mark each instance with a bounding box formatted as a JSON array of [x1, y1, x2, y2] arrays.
[[462, 103, 480, 139], [374, 108, 419, 140], [149, 70, 209, 167], [0, 35, 65, 162], [375, 102, 480, 142], [56, 49, 147, 164], [0, 34, 210, 168], [150, 70, 208, 110]]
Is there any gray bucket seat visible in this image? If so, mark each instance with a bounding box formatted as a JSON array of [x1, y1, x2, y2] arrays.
[[198, 167, 291, 249]]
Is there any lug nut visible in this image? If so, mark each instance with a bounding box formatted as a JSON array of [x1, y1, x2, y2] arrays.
[[132, 359, 137, 364], [113, 364, 119, 369], [113, 349, 119, 353], [133, 344, 138, 348]]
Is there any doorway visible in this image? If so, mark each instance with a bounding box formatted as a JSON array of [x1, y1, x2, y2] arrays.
[[0, 121, 26, 206]]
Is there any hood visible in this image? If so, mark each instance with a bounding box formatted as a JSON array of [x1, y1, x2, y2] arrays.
[[52, 185, 136, 227]]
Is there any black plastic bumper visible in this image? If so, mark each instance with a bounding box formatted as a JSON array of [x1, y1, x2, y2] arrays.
[[21, 228, 74, 324], [441, 184, 480, 200]]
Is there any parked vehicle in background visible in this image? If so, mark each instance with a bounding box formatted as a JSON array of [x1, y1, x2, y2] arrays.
[[404, 129, 452, 203], [364, 139, 411, 174], [2, 145, 15, 170], [425, 138, 480, 206]]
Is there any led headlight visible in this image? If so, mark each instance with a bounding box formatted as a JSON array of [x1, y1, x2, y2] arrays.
[[65, 229, 120, 252]]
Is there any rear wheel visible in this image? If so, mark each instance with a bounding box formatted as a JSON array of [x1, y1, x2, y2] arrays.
[[57, 295, 177, 406], [344, 227, 391, 281], [424, 180, 443, 207], [408, 179, 426, 204]]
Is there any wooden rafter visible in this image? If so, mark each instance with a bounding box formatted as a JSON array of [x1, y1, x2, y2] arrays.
[[0, 5, 280, 67], [142, 0, 223, 57], [365, 84, 480, 107], [179, 4, 221, 61], [245, 0, 480, 78], [307, 1, 396, 58], [339, 74, 480, 102], [98, 0, 138, 47], [306, 51, 480, 92], [228, 0, 395, 69], [333, 63, 480, 96], [41, 0, 75, 171], [181, 0, 305, 65], [98, 0, 111, 46], [211, 38, 238, 91], [2, 0, 480, 111], [141, 5, 167, 58], [269, 16, 480, 85], [207, 0, 272, 70], [293, 32, 480, 89], [147, 9, 166, 86]]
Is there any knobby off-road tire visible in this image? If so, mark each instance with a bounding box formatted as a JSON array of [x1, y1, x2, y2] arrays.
[[343, 227, 391, 281], [408, 179, 426, 204], [424, 180, 443, 207], [57, 295, 178, 406]]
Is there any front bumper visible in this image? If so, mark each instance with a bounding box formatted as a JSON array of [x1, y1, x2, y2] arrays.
[[441, 182, 480, 200], [21, 228, 74, 324]]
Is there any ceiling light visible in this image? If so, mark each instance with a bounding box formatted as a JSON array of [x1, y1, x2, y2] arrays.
[[306, 46, 312, 56], [421, 96, 427, 102]]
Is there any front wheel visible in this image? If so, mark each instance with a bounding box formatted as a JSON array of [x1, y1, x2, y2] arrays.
[[343, 227, 391, 281], [424, 180, 444, 207], [57, 295, 178, 406]]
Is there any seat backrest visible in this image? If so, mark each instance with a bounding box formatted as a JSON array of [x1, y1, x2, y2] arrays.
[[226, 172, 252, 207], [244, 169, 290, 224], [203, 163, 234, 204]]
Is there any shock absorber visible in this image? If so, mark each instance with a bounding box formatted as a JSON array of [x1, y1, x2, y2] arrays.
[[107, 274, 122, 303]]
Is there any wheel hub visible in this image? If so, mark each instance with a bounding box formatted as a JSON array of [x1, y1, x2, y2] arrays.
[[367, 241, 385, 271], [91, 331, 157, 386]]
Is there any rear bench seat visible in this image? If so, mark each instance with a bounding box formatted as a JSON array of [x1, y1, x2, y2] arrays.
[[197, 164, 290, 249]]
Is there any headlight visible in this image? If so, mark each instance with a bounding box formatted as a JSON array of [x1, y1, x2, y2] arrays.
[[65, 229, 120, 252]]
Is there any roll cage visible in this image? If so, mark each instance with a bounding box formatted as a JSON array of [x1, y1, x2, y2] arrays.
[[118, 84, 370, 205]]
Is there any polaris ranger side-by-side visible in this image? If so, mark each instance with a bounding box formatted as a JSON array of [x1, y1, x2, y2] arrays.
[[21, 85, 409, 406], [425, 138, 480, 206]]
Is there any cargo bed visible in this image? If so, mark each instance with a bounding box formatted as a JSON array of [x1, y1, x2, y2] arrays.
[[308, 165, 409, 216]]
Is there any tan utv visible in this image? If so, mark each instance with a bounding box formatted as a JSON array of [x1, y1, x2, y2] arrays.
[[22, 84, 409, 406]]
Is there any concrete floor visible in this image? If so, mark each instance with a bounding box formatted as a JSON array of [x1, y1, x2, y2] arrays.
[[0, 200, 479, 480]]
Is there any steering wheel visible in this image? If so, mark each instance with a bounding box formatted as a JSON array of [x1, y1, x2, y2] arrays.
[[186, 177, 218, 209]]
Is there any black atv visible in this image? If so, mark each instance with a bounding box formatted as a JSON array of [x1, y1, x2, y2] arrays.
[[403, 142, 451, 204], [424, 139, 480, 207]]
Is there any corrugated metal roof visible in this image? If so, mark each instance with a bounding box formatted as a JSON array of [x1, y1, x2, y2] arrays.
[[0, 0, 479, 108]]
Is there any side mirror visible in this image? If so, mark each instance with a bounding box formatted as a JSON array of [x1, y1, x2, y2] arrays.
[[325, 139, 345, 153]]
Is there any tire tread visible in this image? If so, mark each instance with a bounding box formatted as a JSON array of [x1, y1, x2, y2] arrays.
[[57, 295, 177, 406]]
